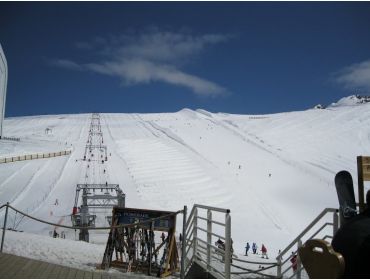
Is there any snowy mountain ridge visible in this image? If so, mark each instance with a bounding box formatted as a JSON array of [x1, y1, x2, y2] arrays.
[[329, 94, 370, 107]]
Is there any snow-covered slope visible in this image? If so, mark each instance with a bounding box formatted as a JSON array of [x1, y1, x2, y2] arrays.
[[1, 100, 370, 265]]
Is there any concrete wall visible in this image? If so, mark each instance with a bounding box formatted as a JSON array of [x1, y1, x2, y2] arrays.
[[0, 44, 8, 138]]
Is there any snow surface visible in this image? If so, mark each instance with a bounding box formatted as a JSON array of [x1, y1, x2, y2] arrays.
[[1, 99, 370, 271]]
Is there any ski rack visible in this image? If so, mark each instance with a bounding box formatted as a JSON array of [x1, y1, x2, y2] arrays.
[[101, 207, 179, 278]]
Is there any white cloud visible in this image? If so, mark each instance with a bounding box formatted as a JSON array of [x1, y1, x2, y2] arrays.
[[52, 29, 230, 97], [50, 59, 82, 71], [86, 59, 226, 96], [335, 59, 370, 91]]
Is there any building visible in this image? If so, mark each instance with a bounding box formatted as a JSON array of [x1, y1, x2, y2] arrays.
[[0, 44, 8, 139]]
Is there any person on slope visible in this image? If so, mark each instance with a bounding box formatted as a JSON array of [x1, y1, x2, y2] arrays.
[[245, 242, 250, 256], [252, 242, 258, 254], [261, 244, 268, 259]]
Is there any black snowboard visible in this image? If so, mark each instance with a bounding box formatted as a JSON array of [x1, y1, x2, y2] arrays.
[[335, 171, 357, 221]]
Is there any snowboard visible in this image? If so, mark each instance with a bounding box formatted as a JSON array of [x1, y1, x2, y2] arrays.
[[334, 170, 357, 221]]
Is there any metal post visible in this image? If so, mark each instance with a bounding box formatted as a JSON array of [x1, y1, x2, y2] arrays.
[[207, 209, 212, 271], [333, 210, 339, 236], [148, 221, 153, 276], [296, 239, 302, 279], [193, 208, 198, 259], [224, 210, 231, 279], [180, 205, 187, 279], [277, 255, 282, 278], [1, 202, 9, 252]]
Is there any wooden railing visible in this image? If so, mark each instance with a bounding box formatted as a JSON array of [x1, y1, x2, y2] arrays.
[[0, 150, 72, 164]]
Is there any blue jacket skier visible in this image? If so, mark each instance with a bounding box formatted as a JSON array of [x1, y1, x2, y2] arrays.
[[245, 242, 250, 256]]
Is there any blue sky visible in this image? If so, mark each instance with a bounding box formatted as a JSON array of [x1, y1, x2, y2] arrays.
[[1, 2, 370, 117]]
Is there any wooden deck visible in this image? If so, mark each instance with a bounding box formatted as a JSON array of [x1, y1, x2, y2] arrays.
[[0, 252, 137, 279]]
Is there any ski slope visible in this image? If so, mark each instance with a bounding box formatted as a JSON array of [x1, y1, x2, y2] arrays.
[[0, 95, 369, 268]]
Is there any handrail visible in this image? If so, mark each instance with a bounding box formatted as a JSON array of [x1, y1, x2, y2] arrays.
[[307, 222, 332, 241], [276, 207, 339, 279], [185, 206, 196, 229], [231, 255, 277, 266], [193, 204, 230, 214], [231, 262, 277, 277], [277, 208, 337, 259], [197, 216, 226, 227]]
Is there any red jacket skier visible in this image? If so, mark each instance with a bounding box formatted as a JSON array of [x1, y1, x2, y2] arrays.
[[261, 244, 268, 259]]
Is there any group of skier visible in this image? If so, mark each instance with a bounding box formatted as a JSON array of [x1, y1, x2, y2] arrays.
[[245, 242, 268, 259]]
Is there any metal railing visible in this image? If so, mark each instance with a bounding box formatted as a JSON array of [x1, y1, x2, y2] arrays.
[[0, 150, 71, 164], [183, 204, 232, 278], [276, 208, 339, 279]]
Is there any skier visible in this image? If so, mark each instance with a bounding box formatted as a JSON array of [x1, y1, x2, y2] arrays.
[[252, 242, 257, 254], [290, 252, 298, 272], [215, 239, 225, 260], [245, 242, 250, 256], [261, 244, 268, 259], [54, 199, 58, 206], [161, 232, 166, 243], [53, 229, 58, 238]]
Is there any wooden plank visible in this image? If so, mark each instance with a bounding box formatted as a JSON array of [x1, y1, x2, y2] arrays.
[[362, 161, 370, 181], [0, 253, 13, 266], [38, 262, 55, 278], [0, 253, 136, 279], [92, 271, 102, 279], [47, 264, 63, 279], [13, 258, 37, 278], [66, 268, 78, 279], [30, 260, 50, 278], [75, 269, 85, 279], [361, 156, 370, 164], [57, 266, 71, 279], [364, 173, 370, 181], [1, 255, 28, 278], [0, 254, 19, 277], [83, 270, 94, 279]]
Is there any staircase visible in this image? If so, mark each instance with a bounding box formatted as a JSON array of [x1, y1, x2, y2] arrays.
[[182, 205, 340, 279]]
